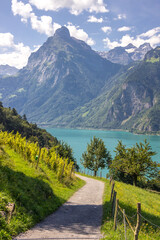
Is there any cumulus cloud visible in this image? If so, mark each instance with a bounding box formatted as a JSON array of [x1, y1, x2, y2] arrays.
[[101, 26, 112, 34], [114, 14, 127, 20], [11, 0, 61, 36], [103, 27, 160, 49], [30, 13, 61, 36], [118, 26, 131, 32], [66, 23, 95, 46], [87, 16, 103, 23], [0, 33, 14, 47], [0, 33, 31, 69], [139, 27, 160, 38], [29, 0, 108, 15], [12, 0, 32, 22]]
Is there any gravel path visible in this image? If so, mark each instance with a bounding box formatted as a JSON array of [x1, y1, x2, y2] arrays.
[[14, 174, 105, 240]]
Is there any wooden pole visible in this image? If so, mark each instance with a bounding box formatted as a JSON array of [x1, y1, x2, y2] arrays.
[[114, 199, 119, 230], [60, 164, 65, 181], [134, 203, 141, 240], [123, 209, 127, 240], [100, 171, 102, 178], [110, 176, 113, 184], [112, 190, 117, 217], [70, 165, 73, 178], [110, 181, 115, 202], [36, 148, 41, 169]]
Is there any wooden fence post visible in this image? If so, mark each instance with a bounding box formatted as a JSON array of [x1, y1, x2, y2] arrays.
[[6, 203, 15, 224], [110, 176, 113, 184], [134, 203, 141, 240], [112, 190, 117, 217], [70, 165, 74, 178], [123, 209, 127, 240], [114, 199, 119, 230], [36, 148, 41, 169], [110, 181, 115, 202], [60, 164, 65, 181], [100, 171, 102, 178]]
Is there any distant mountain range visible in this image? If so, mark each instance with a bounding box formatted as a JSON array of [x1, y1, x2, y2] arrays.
[[98, 43, 152, 65], [0, 65, 18, 76], [0, 26, 120, 124], [56, 47, 160, 133], [0, 26, 160, 133]]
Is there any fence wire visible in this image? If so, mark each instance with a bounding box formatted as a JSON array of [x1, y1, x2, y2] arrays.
[[139, 213, 160, 229]]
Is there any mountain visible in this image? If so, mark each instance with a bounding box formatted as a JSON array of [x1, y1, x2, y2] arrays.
[[0, 26, 121, 124], [55, 47, 160, 133], [0, 64, 18, 76], [98, 43, 152, 65]]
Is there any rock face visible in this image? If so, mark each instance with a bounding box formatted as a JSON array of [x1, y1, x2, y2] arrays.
[[98, 43, 152, 65], [0, 65, 18, 76], [56, 47, 160, 132], [1, 26, 159, 133], [0, 26, 120, 124]]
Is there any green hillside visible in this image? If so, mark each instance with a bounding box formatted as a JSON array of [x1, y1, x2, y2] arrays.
[[102, 179, 160, 239], [53, 47, 160, 133], [0, 142, 84, 239], [0, 101, 58, 148]]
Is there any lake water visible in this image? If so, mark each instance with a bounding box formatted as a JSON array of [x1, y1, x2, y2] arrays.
[[46, 128, 160, 177]]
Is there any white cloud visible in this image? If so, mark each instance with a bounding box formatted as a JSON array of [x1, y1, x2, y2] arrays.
[[103, 38, 119, 49], [29, 0, 108, 15], [12, 0, 32, 22], [0, 33, 14, 47], [101, 26, 112, 33], [139, 27, 160, 38], [114, 14, 127, 20], [30, 13, 61, 36], [11, 0, 61, 36], [118, 26, 131, 32], [66, 23, 95, 46], [88, 16, 103, 23], [103, 27, 160, 49], [0, 33, 31, 69]]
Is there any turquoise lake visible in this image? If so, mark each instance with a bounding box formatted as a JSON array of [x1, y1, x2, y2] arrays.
[[46, 128, 160, 177]]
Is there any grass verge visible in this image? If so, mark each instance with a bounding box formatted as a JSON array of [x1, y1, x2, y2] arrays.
[[102, 180, 160, 239], [0, 146, 85, 240], [76, 172, 160, 239]]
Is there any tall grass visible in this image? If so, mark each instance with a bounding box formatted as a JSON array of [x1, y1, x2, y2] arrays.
[[0, 145, 84, 239], [102, 180, 160, 240]]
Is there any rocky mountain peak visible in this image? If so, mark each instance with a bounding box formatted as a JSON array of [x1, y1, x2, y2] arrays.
[[144, 46, 160, 62], [139, 43, 152, 49], [0, 64, 19, 76], [55, 26, 70, 39], [125, 43, 136, 49]]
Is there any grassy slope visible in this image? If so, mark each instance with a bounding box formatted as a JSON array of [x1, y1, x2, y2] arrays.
[[102, 179, 160, 240], [76, 173, 160, 239], [0, 145, 84, 239]]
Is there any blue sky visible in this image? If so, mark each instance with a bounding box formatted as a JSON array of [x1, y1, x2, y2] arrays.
[[0, 0, 160, 68]]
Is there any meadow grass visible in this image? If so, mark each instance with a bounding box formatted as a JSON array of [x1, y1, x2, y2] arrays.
[[76, 172, 160, 239], [0, 145, 84, 239], [102, 179, 160, 240]]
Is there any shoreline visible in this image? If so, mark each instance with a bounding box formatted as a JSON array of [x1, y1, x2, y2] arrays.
[[38, 124, 160, 136]]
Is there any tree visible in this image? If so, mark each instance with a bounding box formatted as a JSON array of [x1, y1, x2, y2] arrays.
[[81, 136, 112, 176], [22, 114, 27, 121], [110, 140, 159, 186], [51, 141, 79, 170], [12, 108, 18, 116]]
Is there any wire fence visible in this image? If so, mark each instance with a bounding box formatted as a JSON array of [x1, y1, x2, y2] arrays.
[[109, 178, 160, 240]]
